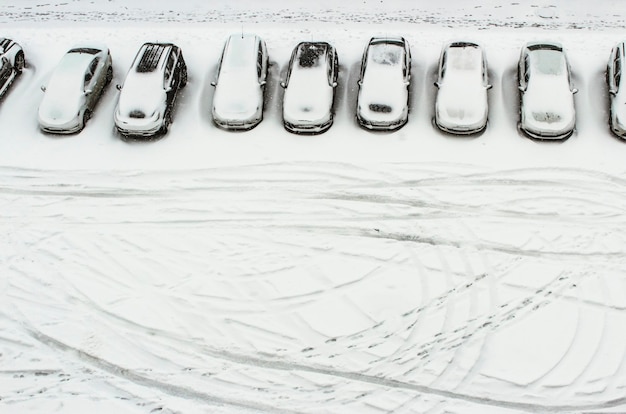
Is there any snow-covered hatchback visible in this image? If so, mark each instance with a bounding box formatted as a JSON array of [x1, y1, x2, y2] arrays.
[[114, 42, 187, 137], [211, 34, 268, 130], [607, 41, 626, 138], [281, 42, 338, 134], [518, 42, 577, 140], [356, 37, 411, 131], [434, 42, 491, 135], [0, 38, 25, 100], [38, 45, 112, 134]]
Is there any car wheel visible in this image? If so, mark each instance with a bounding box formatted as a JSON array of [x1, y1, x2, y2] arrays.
[[105, 66, 113, 85], [81, 110, 91, 130], [180, 67, 187, 88], [160, 111, 171, 135], [14, 52, 24, 74]]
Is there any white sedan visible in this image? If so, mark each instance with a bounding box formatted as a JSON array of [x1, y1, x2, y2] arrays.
[[518, 42, 577, 140], [607, 41, 626, 138], [38, 45, 112, 134], [356, 37, 411, 131], [434, 42, 491, 134], [281, 42, 338, 134]]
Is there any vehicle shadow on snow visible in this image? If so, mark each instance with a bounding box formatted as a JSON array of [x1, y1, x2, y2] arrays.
[[263, 60, 282, 130], [345, 61, 361, 130], [587, 67, 618, 140]]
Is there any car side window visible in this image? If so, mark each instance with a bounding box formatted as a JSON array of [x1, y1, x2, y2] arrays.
[[164, 52, 175, 88], [327, 48, 333, 85], [84, 57, 99, 87], [614, 54, 621, 90], [524, 55, 530, 84], [256, 42, 263, 80], [440, 51, 447, 79]]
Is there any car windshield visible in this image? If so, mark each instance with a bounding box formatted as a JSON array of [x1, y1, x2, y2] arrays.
[[447, 46, 481, 71], [531, 49, 565, 76], [368, 43, 402, 66], [297, 44, 325, 69]]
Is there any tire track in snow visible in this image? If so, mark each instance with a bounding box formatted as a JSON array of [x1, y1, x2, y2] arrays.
[[3, 163, 626, 412]]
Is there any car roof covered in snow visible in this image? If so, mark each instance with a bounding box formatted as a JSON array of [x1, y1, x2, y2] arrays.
[[222, 34, 260, 70]]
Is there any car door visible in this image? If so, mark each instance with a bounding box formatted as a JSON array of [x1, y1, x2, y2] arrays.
[[612, 50, 621, 96], [0, 57, 12, 95], [163, 50, 177, 108], [256, 39, 267, 88], [84, 57, 100, 109]]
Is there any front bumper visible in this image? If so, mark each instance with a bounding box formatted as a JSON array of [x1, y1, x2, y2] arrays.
[[115, 112, 163, 137]]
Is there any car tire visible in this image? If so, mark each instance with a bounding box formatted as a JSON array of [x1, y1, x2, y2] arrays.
[[160, 111, 171, 135], [14, 52, 24, 74], [82, 110, 91, 130], [105, 66, 113, 85]]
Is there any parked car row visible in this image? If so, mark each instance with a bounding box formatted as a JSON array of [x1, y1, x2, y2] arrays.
[[2, 35, 626, 140]]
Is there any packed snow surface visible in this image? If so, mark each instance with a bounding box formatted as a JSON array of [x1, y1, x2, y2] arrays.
[[1, 1, 626, 414]]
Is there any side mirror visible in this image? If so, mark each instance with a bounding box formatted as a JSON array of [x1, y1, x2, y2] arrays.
[[115, 84, 122, 91], [357, 80, 362, 86], [85, 89, 93, 95], [40, 85, 46, 92], [518, 85, 526, 92], [260, 80, 266, 86], [331, 81, 337, 88], [434, 81, 440, 88], [210, 81, 216, 87], [572, 88, 578, 94], [165, 86, 172, 93], [280, 81, 286, 88], [609, 89, 617, 96], [486, 84, 493, 90]]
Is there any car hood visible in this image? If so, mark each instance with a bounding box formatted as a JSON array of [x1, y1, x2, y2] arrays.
[[117, 72, 166, 118], [357, 69, 408, 122], [436, 77, 488, 128], [213, 72, 262, 120], [39, 88, 84, 123], [283, 73, 333, 123], [523, 76, 575, 134]]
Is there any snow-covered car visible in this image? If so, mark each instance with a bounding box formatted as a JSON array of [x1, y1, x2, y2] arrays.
[[356, 37, 411, 131], [607, 41, 626, 138], [211, 34, 268, 130], [434, 41, 491, 134], [0, 38, 25, 100], [38, 45, 112, 134], [281, 42, 338, 134], [518, 42, 577, 140], [114, 42, 187, 137]]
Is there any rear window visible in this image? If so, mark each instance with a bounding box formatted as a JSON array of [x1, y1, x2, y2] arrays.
[[297, 44, 325, 69], [531, 49, 566, 76]]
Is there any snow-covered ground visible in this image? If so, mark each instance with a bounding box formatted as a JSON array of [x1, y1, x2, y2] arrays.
[[1, 1, 626, 413]]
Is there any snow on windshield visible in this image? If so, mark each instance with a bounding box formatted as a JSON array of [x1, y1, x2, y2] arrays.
[[531, 49, 566, 75], [447, 46, 481, 71], [368, 43, 402, 66]]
